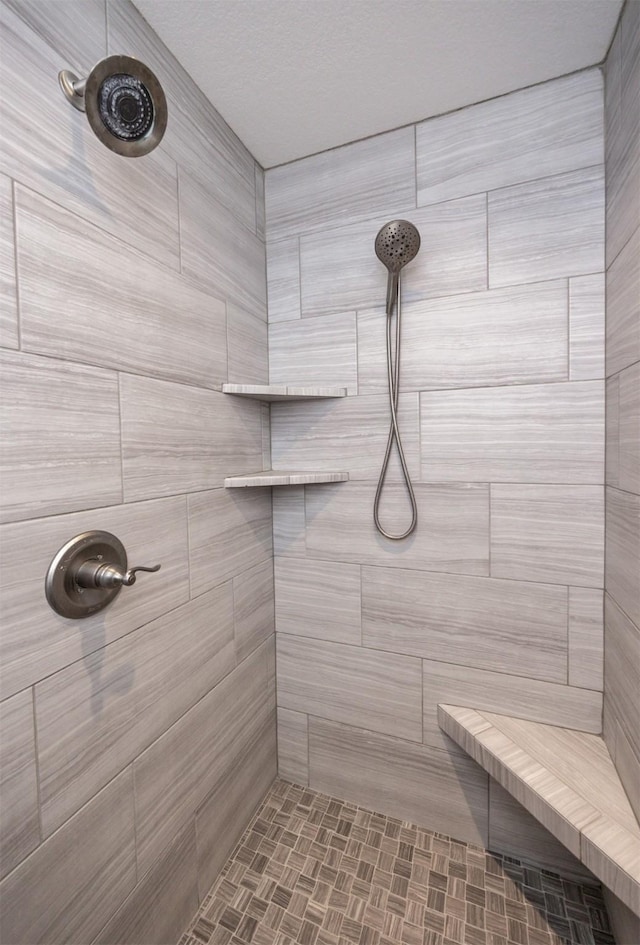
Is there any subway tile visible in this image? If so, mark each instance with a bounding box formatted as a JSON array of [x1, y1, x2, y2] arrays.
[[568, 588, 604, 691], [0, 768, 136, 945], [305, 481, 489, 575], [0, 174, 18, 350], [0, 2, 180, 270], [605, 487, 640, 628], [188, 488, 272, 598], [16, 185, 227, 388], [604, 594, 640, 762], [489, 780, 593, 883], [267, 238, 301, 322], [299, 195, 487, 317], [277, 707, 309, 785], [308, 717, 489, 847], [269, 313, 358, 393], [133, 639, 274, 876], [275, 557, 361, 645], [488, 166, 604, 287], [120, 374, 263, 501], [0, 351, 122, 524], [94, 821, 199, 945], [417, 69, 603, 206], [358, 280, 568, 393], [569, 273, 605, 380], [273, 486, 306, 558], [0, 689, 39, 880], [0, 496, 189, 699], [277, 634, 422, 742], [363, 567, 568, 682], [265, 127, 415, 240], [227, 302, 269, 385], [490, 485, 604, 587], [271, 392, 419, 481], [35, 584, 235, 837], [420, 380, 604, 483], [179, 170, 267, 317], [196, 710, 277, 899], [421, 660, 602, 753], [107, 0, 257, 236], [234, 559, 275, 662], [606, 224, 640, 376]]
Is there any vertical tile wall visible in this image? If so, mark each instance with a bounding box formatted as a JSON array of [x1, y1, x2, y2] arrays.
[[0, 2, 275, 942], [266, 67, 606, 875], [603, 2, 640, 941]]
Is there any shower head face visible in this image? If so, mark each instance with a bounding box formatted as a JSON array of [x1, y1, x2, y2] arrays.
[[375, 220, 421, 274]]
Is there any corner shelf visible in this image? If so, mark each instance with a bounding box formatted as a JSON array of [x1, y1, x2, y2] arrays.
[[438, 704, 640, 913], [222, 383, 347, 402], [225, 470, 349, 488]]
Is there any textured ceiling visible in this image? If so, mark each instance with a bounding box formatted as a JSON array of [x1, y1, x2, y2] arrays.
[[132, 0, 621, 168]]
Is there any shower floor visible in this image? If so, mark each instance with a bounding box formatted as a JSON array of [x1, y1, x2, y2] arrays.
[[179, 780, 613, 945]]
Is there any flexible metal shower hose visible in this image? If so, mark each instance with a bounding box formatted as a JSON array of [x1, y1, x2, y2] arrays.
[[373, 272, 418, 539]]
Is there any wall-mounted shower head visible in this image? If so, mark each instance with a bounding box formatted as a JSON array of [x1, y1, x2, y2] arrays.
[[375, 220, 421, 316], [59, 55, 167, 157]]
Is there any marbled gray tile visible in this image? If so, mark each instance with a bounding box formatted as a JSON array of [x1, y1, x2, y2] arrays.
[[0, 688, 39, 880], [618, 360, 640, 494], [272, 485, 306, 558], [269, 312, 358, 394], [606, 708, 640, 824], [188, 488, 272, 598], [277, 634, 422, 741], [227, 301, 268, 385], [0, 496, 189, 700], [0, 2, 180, 270], [0, 173, 18, 350], [603, 887, 640, 945], [94, 821, 199, 945], [299, 195, 487, 317], [133, 639, 274, 876], [420, 380, 604, 483], [120, 373, 263, 501], [265, 127, 415, 240], [225, 470, 349, 487], [275, 557, 361, 645], [266, 237, 301, 322], [179, 169, 267, 317], [422, 659, 603, 753], [358, 280, 569, 393], [569, 587, 604, 691], [581, 816, 640, 914], [488, 166, 604, 287], [16, 185, 227, 388], [417, 69, 603, 206], [223, 383, 347, 401], [305, 480, 489, 574], [277, 706, 309, 785], [607, 374, 620, 487], [309, 717, 489, 847], [604, 594, 640, 762], [490, 484, 604, 587], [271, 392, 419, 481], [569, 273, 605, 380], [0, 350, 122, 524], [255, 163, 265, 239], [606, 487, 640, 628], [35, 584, 235, 837], [363, 567, 568, 682], [606, 224, 640, 377], [233, 559, 275, 662], [0, 767, 136, 945]]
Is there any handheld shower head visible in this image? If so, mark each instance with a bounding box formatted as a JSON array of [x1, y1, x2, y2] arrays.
[[375, 220, 421, 315]]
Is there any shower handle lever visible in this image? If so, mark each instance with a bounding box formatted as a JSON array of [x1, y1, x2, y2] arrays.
[[75, 560, 161, 589]]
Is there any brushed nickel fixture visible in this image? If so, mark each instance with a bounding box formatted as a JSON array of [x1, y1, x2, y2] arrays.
[[373, 220, 421, 541], [45, 530, 161, 619], [59, 55, 167, 157]]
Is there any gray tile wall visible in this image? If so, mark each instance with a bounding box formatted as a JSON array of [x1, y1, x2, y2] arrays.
[[266, 65, 606, 871], [603, 0, 640, 855], [0, 1, 275, 942]]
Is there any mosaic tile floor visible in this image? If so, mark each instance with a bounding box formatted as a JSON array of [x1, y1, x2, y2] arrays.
[[179, 780, 614, 945]]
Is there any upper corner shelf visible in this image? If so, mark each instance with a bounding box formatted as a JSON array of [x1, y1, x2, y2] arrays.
[[222, 384, 347, 402]]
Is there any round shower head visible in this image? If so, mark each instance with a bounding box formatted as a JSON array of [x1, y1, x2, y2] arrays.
[[375, 220, 421, 273]]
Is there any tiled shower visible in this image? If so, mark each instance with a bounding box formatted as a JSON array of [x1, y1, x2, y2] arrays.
[[0, 2, 637, 945]]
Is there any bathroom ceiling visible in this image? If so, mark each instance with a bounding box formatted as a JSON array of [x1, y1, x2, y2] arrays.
[[132, 0, 622, 168]]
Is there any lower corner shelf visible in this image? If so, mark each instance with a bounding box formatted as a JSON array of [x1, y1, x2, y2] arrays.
[[224, 470, 349, 488]]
